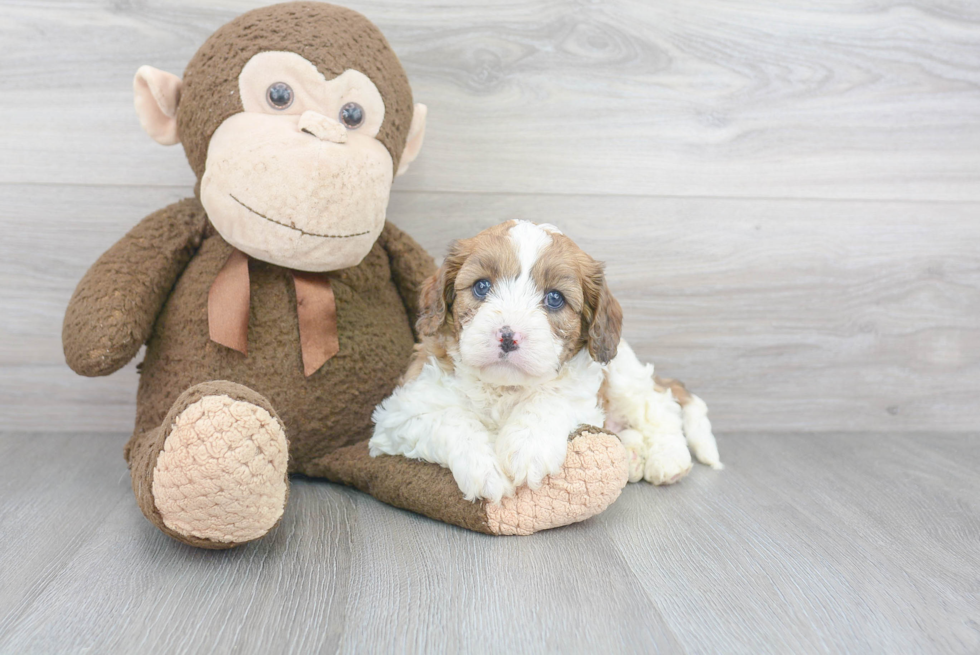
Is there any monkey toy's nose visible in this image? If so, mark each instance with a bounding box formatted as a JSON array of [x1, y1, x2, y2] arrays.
[[298, 110, 347, 144]]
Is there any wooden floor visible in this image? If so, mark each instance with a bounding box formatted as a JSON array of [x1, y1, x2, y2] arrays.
[[0, 431, 976, 654]]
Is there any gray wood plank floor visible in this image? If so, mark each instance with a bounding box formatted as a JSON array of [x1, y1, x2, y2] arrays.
[[0, 432, 977, 654]]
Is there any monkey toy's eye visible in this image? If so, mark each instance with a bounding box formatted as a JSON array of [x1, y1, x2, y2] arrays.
[[545, 290, 565, 310], [339, 102, 365, 129], [266, 82, 294, 109], [472, 279, 492, 300]]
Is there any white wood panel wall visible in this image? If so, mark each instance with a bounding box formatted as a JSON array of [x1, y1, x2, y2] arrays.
[[1, 0, 978, 433]]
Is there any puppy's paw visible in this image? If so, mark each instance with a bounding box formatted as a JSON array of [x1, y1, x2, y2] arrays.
[[496, 426, 567, 490], [616, 428, 647, 483], [644, 434, 693, 485], [453, 451, 514, 503]]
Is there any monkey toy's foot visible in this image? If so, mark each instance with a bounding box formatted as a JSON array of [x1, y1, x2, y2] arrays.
[[129, 381, 289, 549], [304, 426, 628, 537], [483, 428, 629, 536]]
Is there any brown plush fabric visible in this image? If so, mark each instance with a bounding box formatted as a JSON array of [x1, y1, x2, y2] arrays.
[[63, 199, 207, 377], [176, 2, 414, 180], [121, 204, 429, 470], [305, 427, 629, 537], [304, 441, 495, 534], [378, 221, 436, 339], [128, 380, 290, 549]]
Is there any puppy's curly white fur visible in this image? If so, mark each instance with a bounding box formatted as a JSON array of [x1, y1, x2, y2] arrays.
[[370, 220, 721, 502]]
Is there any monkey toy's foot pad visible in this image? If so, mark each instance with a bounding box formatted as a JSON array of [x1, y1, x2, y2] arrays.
[[152, 394, 289, 545], [485, 429, 629, 536]]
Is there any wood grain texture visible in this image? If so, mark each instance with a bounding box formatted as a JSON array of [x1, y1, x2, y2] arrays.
[[0, 431, 977, 654], [2, 1, 978, 432], [601, 433, 980, 654], [4, 183, 977, 432], [1, 0, 979, 200]]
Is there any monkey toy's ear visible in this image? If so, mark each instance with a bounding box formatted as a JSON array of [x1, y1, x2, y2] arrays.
[[133, 66, 183, 146], [396, 103, 427, 177]]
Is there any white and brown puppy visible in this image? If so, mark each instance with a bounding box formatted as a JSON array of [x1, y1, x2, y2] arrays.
[[370, 220, 722, 502]]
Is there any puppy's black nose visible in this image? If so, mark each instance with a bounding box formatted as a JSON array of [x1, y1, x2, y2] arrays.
[[499, 328, 519, 353]]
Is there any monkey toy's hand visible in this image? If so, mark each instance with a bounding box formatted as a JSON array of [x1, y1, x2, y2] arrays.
[[63, 199, 206, 377]]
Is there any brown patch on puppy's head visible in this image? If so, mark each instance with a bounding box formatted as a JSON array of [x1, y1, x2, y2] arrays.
[[417, 222, 520, 339], [532, 232, 623, 365], [420, 220, 622, 389]]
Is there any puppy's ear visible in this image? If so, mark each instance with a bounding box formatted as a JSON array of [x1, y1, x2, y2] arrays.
[[416, 240, 466, 337], [416, 267, 449, 336], [584, 263, 623, 364]]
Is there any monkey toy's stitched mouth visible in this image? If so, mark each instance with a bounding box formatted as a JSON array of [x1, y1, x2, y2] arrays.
[[229, 194, 371, 239]]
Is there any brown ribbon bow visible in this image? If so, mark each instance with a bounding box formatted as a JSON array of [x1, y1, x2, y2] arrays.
[[207, 249, 340, 377]]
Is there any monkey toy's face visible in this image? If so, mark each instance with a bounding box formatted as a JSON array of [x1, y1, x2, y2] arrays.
[[132, 4, 426, 272], [201, 52, 397, 271]]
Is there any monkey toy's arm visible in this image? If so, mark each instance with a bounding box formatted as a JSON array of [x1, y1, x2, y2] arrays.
[[63, 198, 208, 377], [378, 221, 437, 336]]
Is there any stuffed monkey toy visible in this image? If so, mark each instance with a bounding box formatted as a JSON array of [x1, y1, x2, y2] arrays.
[[63, 2, 628, 549]]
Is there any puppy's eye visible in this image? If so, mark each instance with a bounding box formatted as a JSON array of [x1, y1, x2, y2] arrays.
[[545, 290, 565, 310], [339, 102, 365, 129], [472, 278, 492, 300], [266, 82, 294, 109]]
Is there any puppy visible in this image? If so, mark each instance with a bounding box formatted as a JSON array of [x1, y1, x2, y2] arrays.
[[370, 220, 721, 502]]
